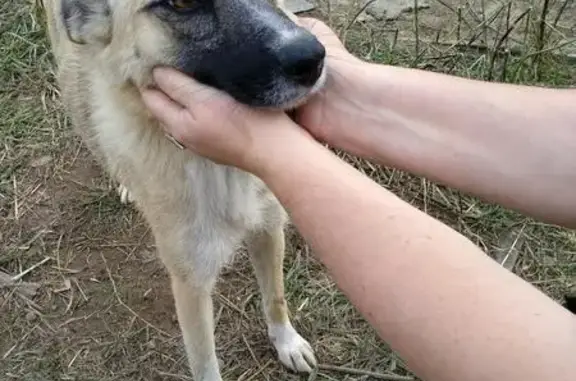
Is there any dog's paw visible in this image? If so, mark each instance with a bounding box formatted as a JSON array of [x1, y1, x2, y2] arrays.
[[269, 323, 317, 373], [116, 184, 134, 204]]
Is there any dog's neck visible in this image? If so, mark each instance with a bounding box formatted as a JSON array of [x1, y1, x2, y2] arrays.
[[96, 71, 158, 125]]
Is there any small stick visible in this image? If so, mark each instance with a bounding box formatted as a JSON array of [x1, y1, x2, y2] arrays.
[[13, 176, 18, 221], [238, 359, 273, 381], [552, 0, 569, 29], [318, 364, 415, 380], [155, 371, 194, 381], [340, 0, 377, 43], [100, 253, 172, 338], [11, 257, 51, 282], [413, 0, 420, 62]]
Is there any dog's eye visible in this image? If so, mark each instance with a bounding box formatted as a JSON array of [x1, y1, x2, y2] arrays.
[[169, 0, 196, 10]]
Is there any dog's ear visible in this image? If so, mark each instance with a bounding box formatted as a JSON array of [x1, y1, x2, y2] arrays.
[[61, 0, 112, 45]]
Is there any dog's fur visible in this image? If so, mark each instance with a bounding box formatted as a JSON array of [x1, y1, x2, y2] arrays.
[[41, 0, 326, 379]]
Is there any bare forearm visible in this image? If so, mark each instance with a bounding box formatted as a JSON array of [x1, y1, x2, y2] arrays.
[[256, 134, 576, 381], [337, 63, 576, 227], [144, 38, 576, 381]]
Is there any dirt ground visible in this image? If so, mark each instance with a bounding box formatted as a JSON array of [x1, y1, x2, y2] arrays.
[[1, 0, 575, 380]]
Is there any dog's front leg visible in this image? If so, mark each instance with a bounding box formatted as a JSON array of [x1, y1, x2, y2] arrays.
[[154, 231, 228, 381], [170, 274, 221, 381], [247, 226, 317, 373]]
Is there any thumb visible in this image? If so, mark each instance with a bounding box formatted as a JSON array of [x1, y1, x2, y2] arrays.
[[297, 17, 320, 30], [140, 87, 194, 144], [298, 17, 331, 36], [152, 67, 223, 109], [297, 17, 345, 50]]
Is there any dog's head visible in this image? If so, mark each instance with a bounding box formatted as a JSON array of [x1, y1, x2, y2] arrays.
[[60, 0, 326, 108]]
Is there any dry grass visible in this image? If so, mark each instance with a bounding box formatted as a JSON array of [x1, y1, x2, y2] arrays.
[[0, 0, 575, 380]]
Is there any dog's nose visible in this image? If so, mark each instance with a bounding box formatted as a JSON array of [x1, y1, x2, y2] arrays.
[[276, 33, 326, 86]]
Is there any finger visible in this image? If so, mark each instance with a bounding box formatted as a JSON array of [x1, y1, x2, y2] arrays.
[[297, 17, 321, 30], [298, 17, 332, 37], [298, 19, 342, 47], [152, 67, 220, 109], [141, 88, 190, 138]]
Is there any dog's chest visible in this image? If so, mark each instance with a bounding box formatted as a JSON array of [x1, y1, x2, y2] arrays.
[[184, 159, 267, 231], [88, 79, 269, 231]]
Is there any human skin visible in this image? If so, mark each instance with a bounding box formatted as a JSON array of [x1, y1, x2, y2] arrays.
[[291, 20, 576, 228], [139, 18, 576, 381]]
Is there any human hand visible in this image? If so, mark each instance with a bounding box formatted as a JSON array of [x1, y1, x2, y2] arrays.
[[296, 18, 357, 67], [295, 18, 377, 158], [140, 67, 311, 173]]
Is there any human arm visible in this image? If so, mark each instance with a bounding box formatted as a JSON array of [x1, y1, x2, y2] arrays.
[[140, 69, 576, 381], [257, 126, 576, 381], [297, 19, 576, 228]]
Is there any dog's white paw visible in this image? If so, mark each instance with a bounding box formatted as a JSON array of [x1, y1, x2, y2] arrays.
[[269, 323, 317, 373], [116, 184, 133, 204]]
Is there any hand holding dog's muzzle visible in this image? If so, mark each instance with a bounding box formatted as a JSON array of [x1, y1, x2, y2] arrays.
[[141, 67, 308, 173]]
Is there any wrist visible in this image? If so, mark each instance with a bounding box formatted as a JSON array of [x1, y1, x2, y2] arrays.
[[326, 62, 444, 171], [315, 60, 393, 158], [250, 121, 325, 186], [248, 119, 318, 179]]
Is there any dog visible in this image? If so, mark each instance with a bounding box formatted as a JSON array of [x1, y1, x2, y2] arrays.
[[40, 0, 327, 379]]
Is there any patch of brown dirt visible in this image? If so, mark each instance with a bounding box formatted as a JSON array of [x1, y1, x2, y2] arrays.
[[2, 140, 381, 381]]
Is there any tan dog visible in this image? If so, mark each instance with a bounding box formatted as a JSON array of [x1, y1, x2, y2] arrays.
[[41, 0, 326, 379]]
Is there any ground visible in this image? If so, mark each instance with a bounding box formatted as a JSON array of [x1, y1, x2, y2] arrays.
[[0, 0, 575, 380]]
